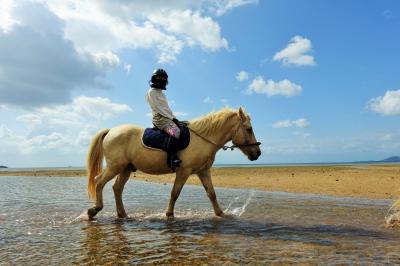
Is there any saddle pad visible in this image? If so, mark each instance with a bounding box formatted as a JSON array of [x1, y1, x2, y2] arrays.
[[142, 124, 190, 152], [142, 128, 168, 151]]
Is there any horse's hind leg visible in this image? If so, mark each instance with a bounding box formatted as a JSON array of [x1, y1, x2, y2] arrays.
[[165, 170, 190, 219], [197, 168, 223, 217], [87, 167, 118, 220], [113, 166, 133, 218]]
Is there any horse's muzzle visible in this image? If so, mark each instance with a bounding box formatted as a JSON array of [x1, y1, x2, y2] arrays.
[[249, 150, 261, 161]]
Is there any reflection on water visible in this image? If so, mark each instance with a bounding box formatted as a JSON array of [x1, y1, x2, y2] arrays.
[[1, 175, 400, 265]]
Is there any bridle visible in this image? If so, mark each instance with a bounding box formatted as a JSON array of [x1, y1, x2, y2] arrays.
[[189, 117, 261, 151]]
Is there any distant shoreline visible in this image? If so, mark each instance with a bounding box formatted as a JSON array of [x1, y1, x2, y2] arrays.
[[2, 161, 400, 171], [1, 164, 399, 200]]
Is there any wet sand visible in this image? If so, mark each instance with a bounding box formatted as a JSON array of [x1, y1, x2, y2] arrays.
[[1, 164, 399, 199]]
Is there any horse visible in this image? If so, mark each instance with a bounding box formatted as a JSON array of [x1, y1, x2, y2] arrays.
[[86, 107, 261, 220]]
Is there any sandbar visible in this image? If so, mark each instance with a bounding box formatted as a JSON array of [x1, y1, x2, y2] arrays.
[[1, 164, 399, 199]]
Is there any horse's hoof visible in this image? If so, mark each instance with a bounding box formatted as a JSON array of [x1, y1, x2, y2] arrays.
[[166, 212, 174, 220], [220, 213, 235, 219], [117, 213, 128, 219], [87, 207, 101, 220], [216, 211, 224, 217]]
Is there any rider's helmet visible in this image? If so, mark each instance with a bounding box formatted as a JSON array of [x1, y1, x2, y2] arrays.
[[150, 68, 168, 89]]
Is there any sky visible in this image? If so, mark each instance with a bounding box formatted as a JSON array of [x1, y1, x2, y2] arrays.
[[0, 0, 399, 167]]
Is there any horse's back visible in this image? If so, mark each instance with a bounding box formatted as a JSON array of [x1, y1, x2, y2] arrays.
[[102, 124, 143, 156]]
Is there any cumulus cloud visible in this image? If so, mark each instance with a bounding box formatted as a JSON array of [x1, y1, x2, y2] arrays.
[[41, 0, 231, 63], [272, 118, 310, 128], [0, 0, 252, 108], [36, 96, 132, 125], [148, 9, 228, 52], [247, 76, 302, 97], [0, 0, 253, 107], [0, 96, 132, 155], [0, 2, 113, 107], [367, 89, 400, 116], [273, 35, 316, 66], [0, 0, 20, 33], [210, 0, 259, 16], [236, 70, 249, 82]]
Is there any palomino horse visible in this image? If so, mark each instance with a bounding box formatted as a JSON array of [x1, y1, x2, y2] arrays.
[[86, 107, 261, 220]]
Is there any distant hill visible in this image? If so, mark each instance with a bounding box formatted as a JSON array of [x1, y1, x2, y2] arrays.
[[0, 165, 8, 168], [380, 156, 400, 163]]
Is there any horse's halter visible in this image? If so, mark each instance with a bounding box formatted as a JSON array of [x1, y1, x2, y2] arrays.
[[228, 116, 261, 151]]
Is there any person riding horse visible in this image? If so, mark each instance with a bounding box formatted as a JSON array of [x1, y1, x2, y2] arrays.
[[146, 68, 182, 168]]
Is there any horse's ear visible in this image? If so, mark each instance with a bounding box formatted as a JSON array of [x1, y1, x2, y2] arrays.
[[238, 107, 245, 121]]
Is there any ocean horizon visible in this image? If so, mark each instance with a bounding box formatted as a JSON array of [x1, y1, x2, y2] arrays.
[[1, 161, 399, 172]]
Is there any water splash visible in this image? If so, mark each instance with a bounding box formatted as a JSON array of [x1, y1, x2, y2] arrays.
[[386, 200, 400, 227], [224, 196, 240, 211], [69, 210, 90, 223], [225, 190, 255, 217]]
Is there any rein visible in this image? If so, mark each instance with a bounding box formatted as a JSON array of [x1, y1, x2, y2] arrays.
[[188, 119, 261, 151]]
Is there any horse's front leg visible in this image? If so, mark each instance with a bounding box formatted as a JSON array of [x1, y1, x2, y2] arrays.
[[197, 168, 223, 217], [165, 170, 190, 219]]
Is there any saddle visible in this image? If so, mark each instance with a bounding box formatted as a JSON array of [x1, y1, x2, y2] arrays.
[[142, 122, 190, 171]]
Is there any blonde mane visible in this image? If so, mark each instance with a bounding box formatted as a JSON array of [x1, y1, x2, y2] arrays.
[[189, 107, 238, 136]]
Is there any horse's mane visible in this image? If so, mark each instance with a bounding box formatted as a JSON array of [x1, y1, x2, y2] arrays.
[[189, 107, 238, 136]]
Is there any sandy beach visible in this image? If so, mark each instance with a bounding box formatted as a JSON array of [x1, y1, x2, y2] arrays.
[[1, 164, 399, 200]]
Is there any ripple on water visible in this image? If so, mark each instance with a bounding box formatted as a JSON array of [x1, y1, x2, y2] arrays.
[[1, 175, 400, 265]]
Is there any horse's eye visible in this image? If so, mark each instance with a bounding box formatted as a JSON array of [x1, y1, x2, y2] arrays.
[[246, 127, 253, 133]]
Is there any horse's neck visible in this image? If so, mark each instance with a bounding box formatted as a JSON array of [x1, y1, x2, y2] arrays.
[[207, 115, 238, 148]]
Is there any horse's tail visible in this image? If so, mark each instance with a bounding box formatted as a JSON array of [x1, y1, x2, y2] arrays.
[[87, 128, 110, 200]]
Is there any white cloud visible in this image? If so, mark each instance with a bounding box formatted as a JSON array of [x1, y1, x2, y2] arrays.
[[16, 114, 42, 132], [221, 98, 228, 103], [272, 120, 292, 128], [247, 76, 302, 97], [0, 2, 113, 107], [292, 118, 309, 128], [272, 118, 310, 128], [124, 63, 131, 74], [94, 51, 120, 70], [0, 0, 254, 107], [273, 35, 316, 66], [368, 89, 400, 116], [210, 0, 259, 16], [236, 70, 249, 82], [148, 9, 228, 52], [0, 0, 21, 33], [173, 111, 188, 117], [0, 96, 132, 155], [40, 0, 230, 63], [36, 96, 132, 123]]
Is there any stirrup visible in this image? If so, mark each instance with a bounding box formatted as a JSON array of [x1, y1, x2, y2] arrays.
[[169, 154, 181, 172]]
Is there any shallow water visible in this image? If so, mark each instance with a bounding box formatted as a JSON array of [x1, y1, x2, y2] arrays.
[[1, 176, 399, 265]]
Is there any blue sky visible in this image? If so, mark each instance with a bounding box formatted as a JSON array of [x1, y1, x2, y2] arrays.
[[0, 0, 399, 167]]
